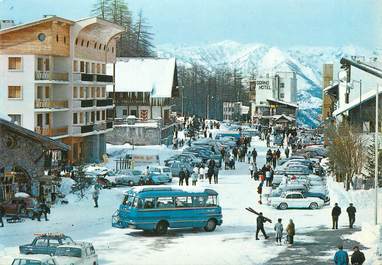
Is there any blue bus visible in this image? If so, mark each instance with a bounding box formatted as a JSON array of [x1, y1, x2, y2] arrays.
[[112, 186, 223, 234]]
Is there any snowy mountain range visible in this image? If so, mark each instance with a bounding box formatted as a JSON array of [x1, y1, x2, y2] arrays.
[[157, 40, 377, 127]]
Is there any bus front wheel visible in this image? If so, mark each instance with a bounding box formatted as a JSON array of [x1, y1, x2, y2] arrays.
[[204, 218, 217, 232], [155, 221, 168, 235]]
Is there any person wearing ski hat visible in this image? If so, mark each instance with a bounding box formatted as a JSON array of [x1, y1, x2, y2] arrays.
[[256, 212, 269, 240]]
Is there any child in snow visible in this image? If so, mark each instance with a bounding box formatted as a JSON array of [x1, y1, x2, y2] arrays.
[[274, 218, 283, 245]]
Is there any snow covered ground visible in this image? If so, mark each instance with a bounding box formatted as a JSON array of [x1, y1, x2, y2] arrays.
[[0, 136, 381, 264]]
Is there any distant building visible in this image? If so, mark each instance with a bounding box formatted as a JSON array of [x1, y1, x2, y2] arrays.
[[0, 16, 124, 164], [322, 64, 334, 120], [0, 19, 15, 29], [325, 56, 382, 133], [223, 102, 249, 122], [249, 72, 297, 127], [0, 115, 68, 202], [106, 58, 179, 145]]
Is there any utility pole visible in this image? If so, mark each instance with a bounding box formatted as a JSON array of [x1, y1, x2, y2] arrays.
[[375, 84, 379, 225]]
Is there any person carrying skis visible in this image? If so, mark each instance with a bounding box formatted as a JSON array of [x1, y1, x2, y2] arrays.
[[256, 212, 270, 240], [274, 218, 283, 245]]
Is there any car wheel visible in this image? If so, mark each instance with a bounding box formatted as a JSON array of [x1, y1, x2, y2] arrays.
[[309, 202, 319, 210], [155, 221, 168, 235], [279, 203, 288, 210], [204, 218, 217, 232], [128, 180, 134, 186]]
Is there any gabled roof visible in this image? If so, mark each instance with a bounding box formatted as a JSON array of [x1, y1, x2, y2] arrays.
[[333, 89, 382, 116], [108, 58, 177, 98], [266, 98, 298, 108], [0, 117, 69, 151], [273, 114, 295, 122], [0, 16, 74, 35]]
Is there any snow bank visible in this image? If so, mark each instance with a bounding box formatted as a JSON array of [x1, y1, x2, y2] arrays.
[[59, 177, 76, 195]]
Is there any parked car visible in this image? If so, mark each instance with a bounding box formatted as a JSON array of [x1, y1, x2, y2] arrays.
[[303, 191, 330, 205], [168, 161, 193, 177], [164, 155, 195, 166], [19, 233, 74, 255], [11, 255, 60, 265], [54, 242, 98, 265], [148, 166, 172, 183], [0, 196, 37, 218], [114, 170, 148, 186], [270, 191, 324, 210]]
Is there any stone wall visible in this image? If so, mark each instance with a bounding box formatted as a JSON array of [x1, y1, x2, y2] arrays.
[[106, 125, 161, 146]]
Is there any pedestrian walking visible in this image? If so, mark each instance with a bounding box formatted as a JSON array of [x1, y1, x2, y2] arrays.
[[272, 150, 277, 168], [213, 166, 219, 184], [253, 163, 259, 180], [285, 146, 290, 158], [179, 168, 185, 186], [39, 201, 50, 221], [191, 171, 198, 186], [92, 189, 100, 208], [265, 169, 271, 187], [257, 181, 263, 204], [256, 212, 269, 240], [252, 148, 257, 164], [274, 218, 283, 245], [247, 150, 251, 164], [0, 206, 4, 227], [334, 244, 349, 265], [286, 219, 295, 245], [350, 246, 365, 265], [346, 203, 356, 228], [332, 203, 341, 229], [249, 163, 254, 178], [185, 170, 190, 186], [199, 166, 205, 180]]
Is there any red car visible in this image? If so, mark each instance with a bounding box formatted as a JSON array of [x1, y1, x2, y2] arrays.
[[0, 197, 37, 218]]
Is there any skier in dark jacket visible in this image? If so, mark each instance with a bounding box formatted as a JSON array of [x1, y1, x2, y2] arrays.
[[350, 246, 365, 265], [285, 146, 290, 158], [252, 149, 257, 163], [184, 170, 190, 186], [256, 212, 269, 240], [332, 203, 341, 229], [346, 203, 356, 228]]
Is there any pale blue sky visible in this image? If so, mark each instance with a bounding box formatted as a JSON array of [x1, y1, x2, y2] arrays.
[[0, 0, 380, 48]]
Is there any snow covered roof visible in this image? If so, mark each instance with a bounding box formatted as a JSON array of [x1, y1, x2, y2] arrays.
[[333, 89, 382, 116], [273, 114, 295, 122], [108, 58, 178, 98], [323, 83, 339, 93], [0, 112, 11, 121], [266, 98, 298, 108]]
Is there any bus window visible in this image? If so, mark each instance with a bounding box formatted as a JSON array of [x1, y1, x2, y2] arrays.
[[143, 198, 155, 209], [122, 195, 135, 207], [193, 196, 206, 207], [206, 195, 218, 206], [175, 197, 191, 208], [156, 197, 174, 208], [133, 198, 143, 208]]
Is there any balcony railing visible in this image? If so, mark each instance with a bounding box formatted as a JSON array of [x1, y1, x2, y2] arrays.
[[35, 71, 69, 81], [81, 99, 94, 108], [96, 74, 113, 83], [35, 126, 68, 137], [81, 124, 94, 133], [35, 99, 68, 109], [81, 73, 94, 82], [96, 99, 113, 107]]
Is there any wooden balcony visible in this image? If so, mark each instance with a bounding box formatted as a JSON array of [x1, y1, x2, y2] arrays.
[[35, 126, 68, 137], [35, 71, 69, 81], [35, 99, 68, 109]]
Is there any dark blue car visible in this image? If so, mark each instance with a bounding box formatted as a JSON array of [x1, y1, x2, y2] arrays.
[[19, 233, 74, 255]]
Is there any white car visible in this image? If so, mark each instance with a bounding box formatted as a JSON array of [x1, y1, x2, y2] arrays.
[[12, 255, 59, 265], [148, 166, 173, 182], [54, 243, 98, 265], [270, 191, 324, 210]]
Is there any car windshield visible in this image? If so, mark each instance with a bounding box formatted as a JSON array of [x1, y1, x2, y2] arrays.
[[162, 168, 170, 173], [12, 259, 42, 265], [55, 247, 82, 257]]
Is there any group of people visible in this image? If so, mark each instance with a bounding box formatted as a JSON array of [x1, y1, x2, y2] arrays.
[[256, 213, 296, 246], [181, 159, 220, 186], [332, 203, 357, 229], [334, 244, 365, 265]]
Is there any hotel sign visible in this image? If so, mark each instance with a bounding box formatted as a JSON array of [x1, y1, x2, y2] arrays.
[[255, 80, 270, 90]]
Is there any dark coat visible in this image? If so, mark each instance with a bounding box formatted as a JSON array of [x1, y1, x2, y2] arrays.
[[347, 206, 356, 217], [332, 206, 341, 217], [351, 250, 365, 265], [256, 215, 266, 228]]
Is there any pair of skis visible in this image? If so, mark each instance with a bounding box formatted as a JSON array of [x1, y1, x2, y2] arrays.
[[245, 207, 272, 223]]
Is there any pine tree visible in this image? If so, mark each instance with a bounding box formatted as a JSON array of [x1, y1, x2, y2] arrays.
[[91, 0, 110, 19], [363, 142, 382, 187], [133, 10, 155, 57]]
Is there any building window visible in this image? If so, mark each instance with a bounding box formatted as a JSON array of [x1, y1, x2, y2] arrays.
[[45, 58, 50, 71], [79, 87, 84, 98], [73, 113, 78, 124], [102, 64, 106, 74], [37, 33, 46, 42], [80, 61, 85, 73], [8, 57, 22, 71], [112, 47, 114, 53], [73, 60, 78, 72], [96, 64, 101, 74], [37, 58, 44, 71], [91, 111, 95, 123], [99, 43, 102, 50], [79, 112, 84, 124], [94, 42, 97, 49], [96, 87, 100, 98], [91, 87, 95, 98], [45, 86, 50, 99], [56, 34, 59, 42], [102, 110, 106, 120], [280, 82, 285, 88], [8, 86, 22, 99], [122, 109, 128, 116], [73, 86, 78, 99], [64, 36, 66, 44], [280, 93, 284, 98], [91, 63, 95, 73], [102, 87, 106, 97], [8, 114, 21, 125], [81, 40, 84, 46], [37, 86, 43, 99], [45, 113, 50, 125], [86, 41, 89, 47], [96, 111, 100, 121], [75, 38, 78, 45], [103, 45, 106, 51]]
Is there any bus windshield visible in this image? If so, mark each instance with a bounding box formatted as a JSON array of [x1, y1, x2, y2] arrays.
[[122, 195, 135, 206]]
